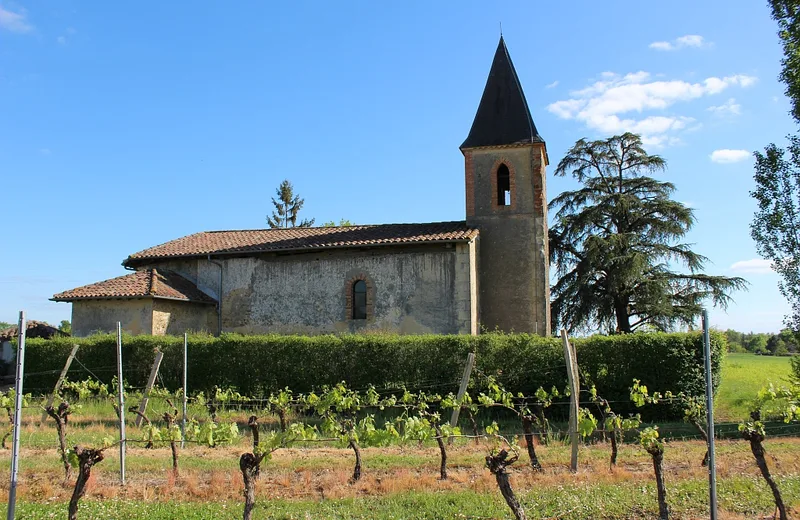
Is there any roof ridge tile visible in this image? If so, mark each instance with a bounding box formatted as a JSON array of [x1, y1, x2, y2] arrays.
[[147, 268, 156, 296]]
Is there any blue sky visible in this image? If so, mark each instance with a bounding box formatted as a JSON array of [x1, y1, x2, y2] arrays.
[[0, 1, 794, 333]]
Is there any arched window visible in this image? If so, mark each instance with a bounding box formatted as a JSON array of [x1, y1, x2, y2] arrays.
[[352, 280, 367, 320], [497, 164, 511, 206]]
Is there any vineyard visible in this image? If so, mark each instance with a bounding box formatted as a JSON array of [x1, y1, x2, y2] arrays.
[[0, 369, 798, 520]]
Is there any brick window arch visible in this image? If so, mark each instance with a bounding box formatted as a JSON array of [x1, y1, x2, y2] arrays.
[[345, 273, 375, 320], [490, 159, 517, 209]]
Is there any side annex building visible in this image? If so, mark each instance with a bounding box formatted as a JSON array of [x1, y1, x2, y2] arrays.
[[53, 37, 551, 338]]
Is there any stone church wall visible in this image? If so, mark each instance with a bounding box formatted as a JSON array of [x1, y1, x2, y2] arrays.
[[72, 299, 153, 337], [151, 300, 216, 336], [153, 243, 478, 335]]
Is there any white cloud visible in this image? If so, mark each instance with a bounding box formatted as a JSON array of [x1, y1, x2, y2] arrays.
[[676, 35, 705, 47], [57, 36, 66, 45], [649, 34, 707, 51], [39, 148, 51, 155], [730, 259, 773, 274], [649, 41, 673, 51], [707, 98, 741, 116], [546, 72, 757, 146], [545, 80, 559, 89], [548, 98, 584, 119], [642, 135, 684, 147], [710, 149, 751, 163], [0, 5, 32, 33]]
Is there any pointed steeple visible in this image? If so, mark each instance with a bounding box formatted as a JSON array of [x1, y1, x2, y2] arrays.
[[461, 36, 544, 149]]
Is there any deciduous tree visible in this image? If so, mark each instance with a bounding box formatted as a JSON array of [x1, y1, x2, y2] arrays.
[[770, 0, 800, 124], [58, 320, 71, 335], [751, 139, 800, 331], [751, 1, 800, 331], [322, 219, 354, 227]]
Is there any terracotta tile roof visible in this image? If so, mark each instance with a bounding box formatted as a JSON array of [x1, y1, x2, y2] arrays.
[[51, 269, 216, 304], [123, 221, 479, 266]]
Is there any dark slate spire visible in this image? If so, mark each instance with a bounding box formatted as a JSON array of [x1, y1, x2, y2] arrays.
[[461, 36, 544, 149]]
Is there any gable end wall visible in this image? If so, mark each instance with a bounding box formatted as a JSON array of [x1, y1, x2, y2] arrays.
[[71, 299, 154, 337]]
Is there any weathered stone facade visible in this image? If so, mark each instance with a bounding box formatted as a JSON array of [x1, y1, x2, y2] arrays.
[[148, 242, 478, 335], [71, 299, 154, 336], [71, 298, 216, 336], [151, 300, 217, 336]]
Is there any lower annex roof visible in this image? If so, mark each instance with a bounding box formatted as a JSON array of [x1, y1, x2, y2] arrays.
[[51, 268, 216, 304]]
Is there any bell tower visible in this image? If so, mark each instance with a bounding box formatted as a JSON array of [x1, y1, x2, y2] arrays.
[[461, 36, 550, 335]]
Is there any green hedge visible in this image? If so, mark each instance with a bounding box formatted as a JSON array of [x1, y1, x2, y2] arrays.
[[20, 331, 724, 417]]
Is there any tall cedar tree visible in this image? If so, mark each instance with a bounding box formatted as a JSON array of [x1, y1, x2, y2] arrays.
[[266, 179, 315, 228], [550, 133, 746, 334], [751, 1, 800, 330]]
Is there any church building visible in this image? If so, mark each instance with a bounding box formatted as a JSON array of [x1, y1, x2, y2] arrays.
[[53, 37, 551, 337]]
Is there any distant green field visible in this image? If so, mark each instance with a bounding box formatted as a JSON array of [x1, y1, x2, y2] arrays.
[[716, 353, 795, 422]]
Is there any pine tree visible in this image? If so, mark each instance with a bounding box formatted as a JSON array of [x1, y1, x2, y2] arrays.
[[266, 180, 315, 229]]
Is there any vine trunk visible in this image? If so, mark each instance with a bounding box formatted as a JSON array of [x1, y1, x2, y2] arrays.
[[646, 446, 670, 520], [521, 416, 542, 471], [485, 449, 527, 520], [433, 422, 447, 479], [691, 419, 710, 467], [68, 446, 105, 520], [248, 416, 260, 477], [744, 430, 787, 520], [46, 403, 72, 480], [239, 452, 265, 520], [348, 439, 362, 482], [610, 427, 618, 468]]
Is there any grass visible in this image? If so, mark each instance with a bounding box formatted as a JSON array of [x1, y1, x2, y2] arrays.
[[6, 477, 800, 520], [715, 353, 795, 422], [1, 432, 800, 519]]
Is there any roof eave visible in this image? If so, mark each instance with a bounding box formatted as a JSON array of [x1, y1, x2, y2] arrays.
[[460, 140, 546, 151], [51, 295, 217, 305]]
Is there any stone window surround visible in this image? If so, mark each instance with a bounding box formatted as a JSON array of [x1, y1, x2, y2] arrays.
[[489, 158, 517, 210], [344, 273, 375, 321]]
